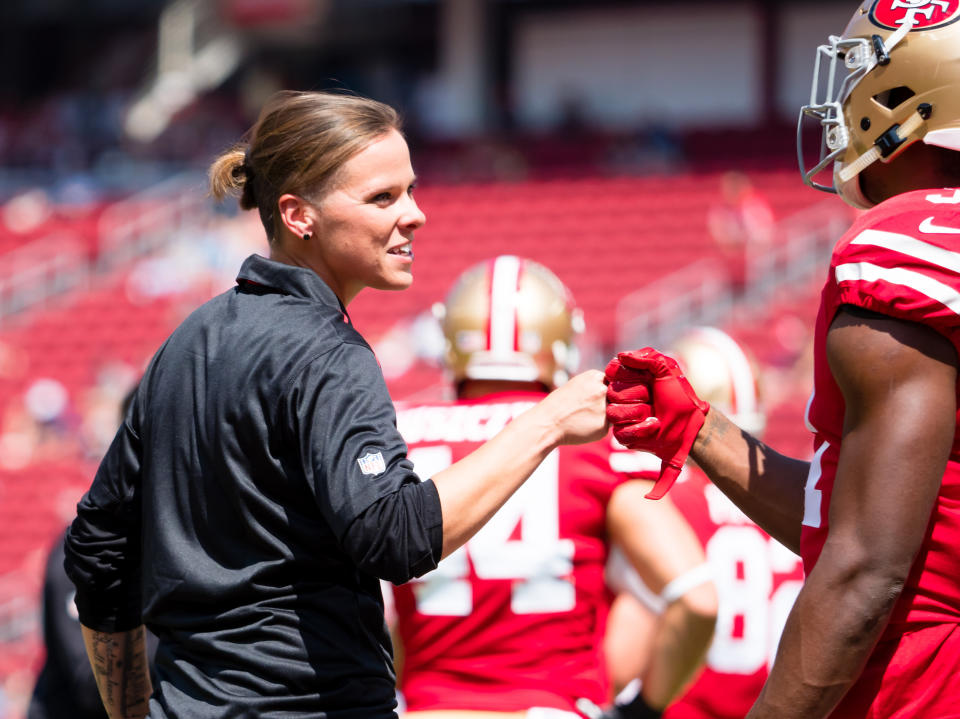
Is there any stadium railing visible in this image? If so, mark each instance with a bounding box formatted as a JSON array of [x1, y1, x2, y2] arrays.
[[615, 200, 854, 351], [0, 172, 213, 328]]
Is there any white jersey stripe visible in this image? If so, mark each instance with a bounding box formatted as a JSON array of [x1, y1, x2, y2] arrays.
[[835, 262, 960, 316], [851, 229, 960, 274], [489, 255, 521, 354]]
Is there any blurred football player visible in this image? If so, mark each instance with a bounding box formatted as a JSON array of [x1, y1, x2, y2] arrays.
[[603, 328, 804, 719], [606, 3, 960, 717], [390, 256, 717, 719], [28, 384, 157, 719]]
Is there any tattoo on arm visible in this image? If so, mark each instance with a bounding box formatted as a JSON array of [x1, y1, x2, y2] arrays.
[[692, 409, 807, 553], [694, 412, 725, 451], [84, 625, 152, 719]]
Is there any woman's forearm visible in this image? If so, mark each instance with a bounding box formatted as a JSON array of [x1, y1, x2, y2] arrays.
[[431, 370, 607, 558], [432, 401, 563, 558], [81, 624, 152, 719]]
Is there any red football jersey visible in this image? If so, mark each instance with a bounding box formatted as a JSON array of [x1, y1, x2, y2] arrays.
[[803, 188, 960, 714], [391, 391, 641, 713], [663, 468, 804, 719]]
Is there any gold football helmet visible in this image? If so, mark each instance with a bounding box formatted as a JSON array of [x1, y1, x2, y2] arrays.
[[798, 0, 960, 209], [668, 327, 765, 436], [436, 255, 584, 391]]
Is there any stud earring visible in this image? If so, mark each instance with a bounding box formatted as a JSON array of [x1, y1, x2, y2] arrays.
[[302, 232, 311, 241]]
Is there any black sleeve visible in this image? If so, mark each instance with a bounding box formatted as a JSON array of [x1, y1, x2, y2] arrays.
[[341, 478, 443, 584], [63, 400, 144, 632], [287, 343, 428, 532], [285, 341, 445, 579]]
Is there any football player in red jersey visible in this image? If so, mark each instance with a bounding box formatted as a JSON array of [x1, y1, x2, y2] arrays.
[[603, 328, 804, 719], [390, 256, 717, 719], [606, 2, 960, 718]]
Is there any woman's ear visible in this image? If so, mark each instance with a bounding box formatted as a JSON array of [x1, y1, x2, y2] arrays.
[[276, 194, 316, 241]]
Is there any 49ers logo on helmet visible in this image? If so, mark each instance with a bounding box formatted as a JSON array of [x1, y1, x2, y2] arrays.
[[870, 0, 960, 30]]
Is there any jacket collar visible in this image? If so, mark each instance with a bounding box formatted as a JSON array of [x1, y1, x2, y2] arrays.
[[235, 254, 346, 314]]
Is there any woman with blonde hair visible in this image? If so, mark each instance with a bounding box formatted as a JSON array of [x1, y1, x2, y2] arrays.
[[64, 90, 608, 719]]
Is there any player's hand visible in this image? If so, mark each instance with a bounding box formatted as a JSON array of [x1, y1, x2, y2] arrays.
[[541, 369, 609, 446], [604, 348, 709, 499], [576, 693, 663, 719]]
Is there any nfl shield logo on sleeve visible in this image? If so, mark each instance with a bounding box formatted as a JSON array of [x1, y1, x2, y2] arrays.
[[357, 451, 387, 476]]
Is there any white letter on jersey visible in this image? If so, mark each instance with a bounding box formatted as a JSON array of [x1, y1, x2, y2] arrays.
[[407, 447, 575, 615], [802, 442, 829, 529], [926, 189, 960, 205]]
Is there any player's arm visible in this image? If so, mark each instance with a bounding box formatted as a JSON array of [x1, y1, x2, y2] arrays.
[[747, 307, 957, 719], [689, 408, 809, 553], [606, 480, 718, 711], [606, 352, 809, 553], [80, 624, 152, 719]]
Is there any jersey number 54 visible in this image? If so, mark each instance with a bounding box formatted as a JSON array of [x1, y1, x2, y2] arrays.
[[407, 447, 575, 616]]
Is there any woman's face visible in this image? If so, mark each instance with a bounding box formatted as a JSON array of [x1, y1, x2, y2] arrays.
[[308, 128, 425, 305]]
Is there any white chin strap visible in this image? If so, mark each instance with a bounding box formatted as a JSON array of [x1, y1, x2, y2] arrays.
[[836, 9, 933, 188], [838, 108, 929, 184], [884, 14, 915, 56]]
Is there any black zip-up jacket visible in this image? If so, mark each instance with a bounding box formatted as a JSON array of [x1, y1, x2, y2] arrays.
[[64, 254, 443, 718]]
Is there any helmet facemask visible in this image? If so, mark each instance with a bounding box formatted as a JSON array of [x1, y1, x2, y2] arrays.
[[798, 1, 960, 209]]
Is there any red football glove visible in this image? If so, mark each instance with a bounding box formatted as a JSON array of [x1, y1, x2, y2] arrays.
[[605, 348, 709, 500]]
